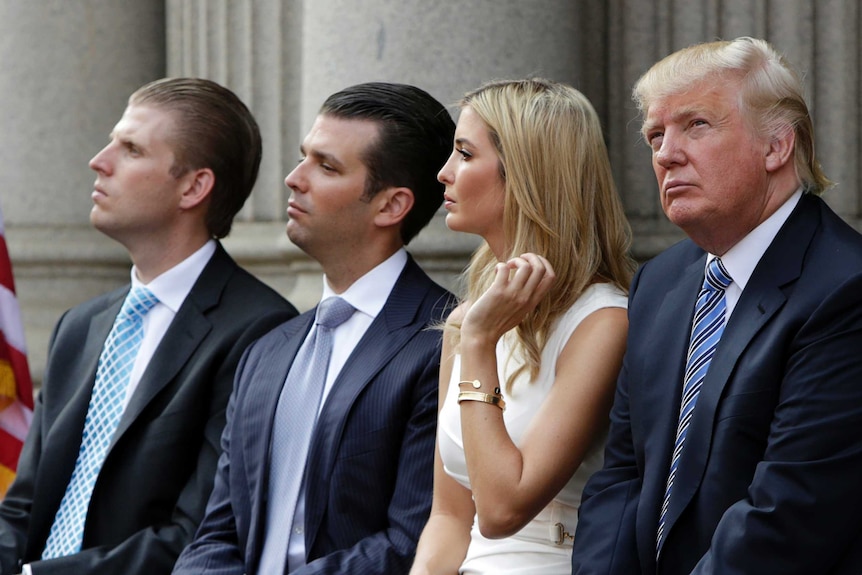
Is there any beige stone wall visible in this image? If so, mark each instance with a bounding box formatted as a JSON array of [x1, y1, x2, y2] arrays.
[[2, 0, 859, 386]]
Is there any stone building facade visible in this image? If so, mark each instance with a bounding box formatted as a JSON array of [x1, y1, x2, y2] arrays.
[[1, 1, 859, 384]]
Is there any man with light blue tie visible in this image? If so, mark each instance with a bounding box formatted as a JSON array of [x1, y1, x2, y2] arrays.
[[173, 82, 455, 574], [0, 78, 297, 575], [571, 37, 862, 574]]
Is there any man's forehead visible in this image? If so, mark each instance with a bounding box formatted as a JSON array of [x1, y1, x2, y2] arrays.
[[306, 114, 380, 137], [302, 115, 380, 157], [114, 104, 173, 132], [645, 82, 737, 124]]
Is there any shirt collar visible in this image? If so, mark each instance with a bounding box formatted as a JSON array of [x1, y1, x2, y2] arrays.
[[130, 240, 217, 313], [320, 248, 408, 319], [710, 189, 802, 290]]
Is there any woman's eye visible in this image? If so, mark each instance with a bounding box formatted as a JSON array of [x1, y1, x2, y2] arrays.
[[457, 148, 472, 160]]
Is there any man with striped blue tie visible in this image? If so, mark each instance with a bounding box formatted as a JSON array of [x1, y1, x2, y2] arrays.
[[572, 37, 862, 574], [0, 78, 297, 575]]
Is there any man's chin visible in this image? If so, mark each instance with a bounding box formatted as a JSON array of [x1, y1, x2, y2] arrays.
[[285, 223, 308, 251], [89, 209, 105, 231], [663, 201, 701, 229], [89, 213, 120, 241]]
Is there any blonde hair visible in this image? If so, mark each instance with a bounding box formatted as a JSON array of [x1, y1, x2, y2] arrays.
[[457, 78, 635, 390], [633, 36, 831, 194]]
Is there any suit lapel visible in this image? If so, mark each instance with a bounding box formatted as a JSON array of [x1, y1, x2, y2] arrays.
[[68, 296, 123, 432], [660, 194, 819, 549], [637, 252, 704, 564], [244, 314, 312, 562], [32, 293, 124, 540]]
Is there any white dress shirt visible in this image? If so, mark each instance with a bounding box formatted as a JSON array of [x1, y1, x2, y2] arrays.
[[708, 189, 801, 319]]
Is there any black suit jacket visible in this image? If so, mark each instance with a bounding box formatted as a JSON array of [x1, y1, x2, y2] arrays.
[[572, 194, 862, 574], [172, 255, 453, 575], [0, 243, 297, 575]]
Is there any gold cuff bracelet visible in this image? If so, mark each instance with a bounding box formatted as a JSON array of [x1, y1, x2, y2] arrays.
[[457, 390, 506, 411]]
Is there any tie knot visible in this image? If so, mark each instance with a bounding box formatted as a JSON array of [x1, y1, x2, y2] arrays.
[[121, 286, 159, 320], [704, 257, 733, 291], [316, 297, 355, 329]]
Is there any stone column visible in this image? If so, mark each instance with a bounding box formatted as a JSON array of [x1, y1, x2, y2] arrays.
[[0, 1, 165, 384], [810, 0, 860, 218]]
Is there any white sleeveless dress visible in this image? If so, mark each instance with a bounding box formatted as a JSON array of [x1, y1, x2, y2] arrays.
[[438, 283, 627, 574]]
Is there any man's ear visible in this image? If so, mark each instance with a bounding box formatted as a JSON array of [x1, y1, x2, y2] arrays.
[[373, 187, 415, 228], [765, 127, 795, 173], [179, 167, 216, 209]]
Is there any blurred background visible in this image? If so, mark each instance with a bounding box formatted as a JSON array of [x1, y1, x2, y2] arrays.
[[0, 0, 858, 386]]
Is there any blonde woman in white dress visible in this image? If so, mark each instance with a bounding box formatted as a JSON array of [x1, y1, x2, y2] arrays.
[[410, 79, 636, 575]]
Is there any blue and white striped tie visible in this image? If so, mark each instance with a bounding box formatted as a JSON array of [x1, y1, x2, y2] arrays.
[[657, 257, 732, 554]]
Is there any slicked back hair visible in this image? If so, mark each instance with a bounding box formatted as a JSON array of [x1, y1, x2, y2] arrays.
[[319, 82, 455, 244], [130, 77, 262, 238]]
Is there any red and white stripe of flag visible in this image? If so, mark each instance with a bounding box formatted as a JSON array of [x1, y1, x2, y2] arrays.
[[0, 204, 33, 497]]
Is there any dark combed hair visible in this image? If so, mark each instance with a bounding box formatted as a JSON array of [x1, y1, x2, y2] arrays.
[[130, 77, 262, 238], [319, 82, 455, 244]]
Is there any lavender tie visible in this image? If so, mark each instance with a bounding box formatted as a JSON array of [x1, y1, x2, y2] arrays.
[[258, 296, 356, 573]]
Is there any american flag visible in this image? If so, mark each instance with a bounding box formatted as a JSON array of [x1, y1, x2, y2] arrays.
[[0, 203, 32, 497]]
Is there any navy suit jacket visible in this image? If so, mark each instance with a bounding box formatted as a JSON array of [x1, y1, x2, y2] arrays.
[[0, 244, 297, 575], [572, 194, 862, 574], [173, 255, 453, 574]]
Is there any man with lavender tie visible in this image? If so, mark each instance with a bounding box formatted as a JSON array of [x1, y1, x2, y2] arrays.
[[173, 82, 455, 574], [571, 38, 862, 574], [0, 78, 297, 575]]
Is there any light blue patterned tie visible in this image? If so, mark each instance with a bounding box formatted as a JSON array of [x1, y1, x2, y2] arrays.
[[258, 296, 355, 574], [657, 257, 732, 555], [42, 286, 159, 558]]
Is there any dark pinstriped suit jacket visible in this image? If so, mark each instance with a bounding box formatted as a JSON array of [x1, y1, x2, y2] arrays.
[[173, 255, 453, 575]]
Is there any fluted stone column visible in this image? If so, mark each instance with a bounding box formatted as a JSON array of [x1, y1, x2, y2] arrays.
[[811, 0, 860, 217], [0, 1, 165, 384], [166, 0, 316, 306], [605, 0, 861, 259]]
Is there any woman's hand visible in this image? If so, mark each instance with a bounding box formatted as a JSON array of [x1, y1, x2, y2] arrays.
[[461, 253, 556, 346]]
